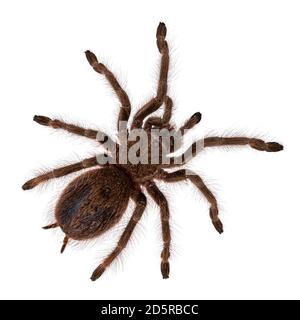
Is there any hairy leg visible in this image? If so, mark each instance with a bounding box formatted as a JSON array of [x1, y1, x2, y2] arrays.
[[179, 112, 202, 133], [146, 182, 171, 279], [158, 169, 223, 234], [163, 136, 283, 167], [33, 115, 112, 145], [143, 96, 173, 130], [22, 156, 99, 190], [90, 191, 147, 281], [85, 51, 131, 124], [131, 22, 170, 129], [146, 110, 202, 164], [203, 137, 283, 152], [170, 111, 202, 153], [156, 22, 169, 102]]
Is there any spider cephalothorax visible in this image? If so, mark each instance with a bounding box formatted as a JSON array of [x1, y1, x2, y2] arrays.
[[23, 22, 283, 280]]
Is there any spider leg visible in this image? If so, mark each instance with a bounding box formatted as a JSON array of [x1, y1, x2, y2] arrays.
[[42, 222, 58, 230], [143, 96, 174, 130], [162, 136, 283, 168], [203, 137, 283, 152], [171, 112, 202, 152], [131, 22, 170, 129], [146, 110, 201, 132], [156, 22, 169, 102], [90, 191, 147, 281], [170, 112, 202, 153], [146, 110, 202, 163], [158, 169, 223, 234], [171, 111, 203, 152], [179, 112, 202, 133], [33, 115, 113, 146], [142, 98, 201, 134], [22, 156, 99, 190], [145, 182, 171, 279], [85, 50, 131, 125]]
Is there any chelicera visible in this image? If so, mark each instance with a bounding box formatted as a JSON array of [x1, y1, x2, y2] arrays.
[[22, 22, 283, 280]]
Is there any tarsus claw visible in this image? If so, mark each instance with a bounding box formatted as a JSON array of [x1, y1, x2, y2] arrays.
[[157, 22, 167, 38]]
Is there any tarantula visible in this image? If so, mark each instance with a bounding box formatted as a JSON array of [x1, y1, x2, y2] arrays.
[[22, 22, 283, 281]]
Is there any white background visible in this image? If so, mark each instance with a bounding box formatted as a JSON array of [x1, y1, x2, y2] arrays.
[[0, 0, 299, 300]]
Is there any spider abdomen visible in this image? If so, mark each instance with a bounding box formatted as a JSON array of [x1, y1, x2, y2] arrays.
[[55, 167, 132, 240]]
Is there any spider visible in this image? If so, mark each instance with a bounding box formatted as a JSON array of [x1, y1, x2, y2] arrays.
[[22, 22, 283, 281]]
